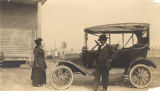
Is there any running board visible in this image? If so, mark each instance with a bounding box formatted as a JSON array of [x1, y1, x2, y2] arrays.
[[0, 61, 3, 67], [120, 74, 129, 80]]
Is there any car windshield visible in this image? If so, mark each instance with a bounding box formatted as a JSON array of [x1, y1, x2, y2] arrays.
[[87, 34, 100, 50]]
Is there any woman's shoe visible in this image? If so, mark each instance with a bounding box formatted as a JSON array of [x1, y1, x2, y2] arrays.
[[40, 84, 46, 87], [32, 84, 41, 87]]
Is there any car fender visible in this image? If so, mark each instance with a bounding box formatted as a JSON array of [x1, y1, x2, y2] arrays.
[[55, 59, 86, 75], [127, 57, 156, 74]]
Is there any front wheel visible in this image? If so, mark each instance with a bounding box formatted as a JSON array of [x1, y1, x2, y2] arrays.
[[50, 66, 73, 90], [129, 64, 152, 88]]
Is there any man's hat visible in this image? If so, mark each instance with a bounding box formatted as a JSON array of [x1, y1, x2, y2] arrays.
[[98, 34, 108, 41]]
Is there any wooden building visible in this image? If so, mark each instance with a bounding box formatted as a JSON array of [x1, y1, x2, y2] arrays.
[[0, 0, 47, 67]]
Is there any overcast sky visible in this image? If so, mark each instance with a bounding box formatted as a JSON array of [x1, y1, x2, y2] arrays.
[[41, 0, 160, 50]]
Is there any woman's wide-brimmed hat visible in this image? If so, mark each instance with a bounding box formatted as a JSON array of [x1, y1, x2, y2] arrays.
[[34, 38, 43, 44]]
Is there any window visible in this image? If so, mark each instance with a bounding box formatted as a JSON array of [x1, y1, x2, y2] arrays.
[[142, 31, 147, 38], [110, 33, 137, 48], [87, 33, 137, 50]]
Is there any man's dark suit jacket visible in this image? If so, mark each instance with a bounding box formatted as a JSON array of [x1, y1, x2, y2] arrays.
[[98, 44, 112, 69]]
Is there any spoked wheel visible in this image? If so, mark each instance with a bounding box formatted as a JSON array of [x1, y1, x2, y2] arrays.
[[50, 66, 73, 90], [129, 64, 152, 88]]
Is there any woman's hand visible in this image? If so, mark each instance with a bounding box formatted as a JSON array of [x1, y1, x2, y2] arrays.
[[109, 59, 112, 62], [36, 65, 39, 68]]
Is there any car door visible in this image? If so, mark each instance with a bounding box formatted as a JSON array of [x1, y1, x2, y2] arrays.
[[111, 48, 131, 68]]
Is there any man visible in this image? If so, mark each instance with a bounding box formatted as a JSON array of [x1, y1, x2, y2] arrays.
[[93, 34, 112, 91]]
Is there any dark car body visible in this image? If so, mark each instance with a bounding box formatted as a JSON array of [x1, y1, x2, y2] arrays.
[[57, 23, 156, 74], [82, 23, 155, 71]]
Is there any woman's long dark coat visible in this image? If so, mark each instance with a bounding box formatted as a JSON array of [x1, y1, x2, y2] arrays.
[[31, 46, 47, 85]]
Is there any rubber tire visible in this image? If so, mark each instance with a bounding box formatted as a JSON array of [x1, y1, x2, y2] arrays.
[[50, 66, 73, 90], [129, 64, 152, 88]]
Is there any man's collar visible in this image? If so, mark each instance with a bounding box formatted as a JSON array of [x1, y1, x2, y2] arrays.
[[101, 42, 107, 46]]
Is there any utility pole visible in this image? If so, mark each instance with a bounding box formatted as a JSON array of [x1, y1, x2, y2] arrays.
[[55, 40, 57, 50]]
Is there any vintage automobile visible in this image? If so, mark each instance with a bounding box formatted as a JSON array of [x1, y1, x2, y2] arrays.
[[50, 23, 156, 90]]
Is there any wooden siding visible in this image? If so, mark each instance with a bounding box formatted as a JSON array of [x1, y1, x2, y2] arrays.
[[0, 28, 33, 57], [0, 2, 37, 60]]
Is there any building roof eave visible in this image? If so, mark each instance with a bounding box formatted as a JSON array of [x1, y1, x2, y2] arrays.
[[39, 0, 47, 5], [1, 0, 47, 5]]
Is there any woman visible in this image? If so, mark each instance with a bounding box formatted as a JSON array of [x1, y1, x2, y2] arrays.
[[31, 38, 47, 87]]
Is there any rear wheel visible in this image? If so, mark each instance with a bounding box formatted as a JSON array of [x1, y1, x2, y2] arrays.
[[129, 64, 152, 88], [50, 66, 73, 90]]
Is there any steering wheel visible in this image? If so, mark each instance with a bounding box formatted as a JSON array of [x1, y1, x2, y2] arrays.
[[95, 40, 100, 46]]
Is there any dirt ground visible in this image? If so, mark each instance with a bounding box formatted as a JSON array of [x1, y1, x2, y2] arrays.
[[0, 55, 160, 91]]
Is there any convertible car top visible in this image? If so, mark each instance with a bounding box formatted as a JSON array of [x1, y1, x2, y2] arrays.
[[84, 23, 150, 34]]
